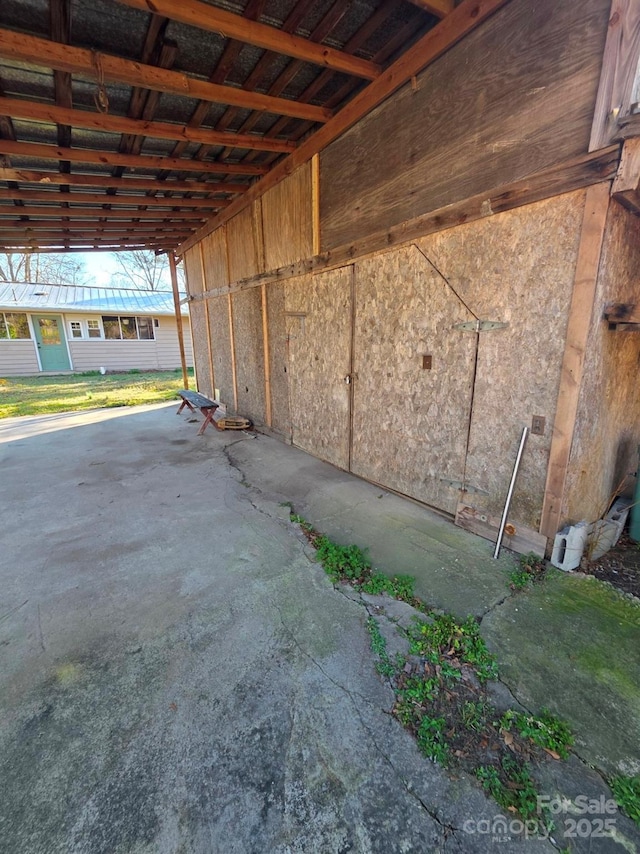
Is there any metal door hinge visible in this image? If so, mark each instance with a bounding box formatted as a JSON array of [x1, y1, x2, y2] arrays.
[[453, 320, 508, 332], [440, 478, 489, 495]]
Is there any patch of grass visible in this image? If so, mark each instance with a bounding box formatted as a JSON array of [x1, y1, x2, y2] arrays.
[[460, 699, 491, 732], [365, 617, 396, 678], [476, 758, 539, 819], [417, 715, 449, 766], [610, 775, 640, 825], [508, 552, 547, 591], [500, 708, 573, 759], [314, 536, 371, 583], [408, 613, 498, 682], [0, 369, 195, 418]]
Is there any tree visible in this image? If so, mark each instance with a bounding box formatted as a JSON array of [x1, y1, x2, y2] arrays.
[[0, 252, 87, 285], [109, 250, 184, 291]]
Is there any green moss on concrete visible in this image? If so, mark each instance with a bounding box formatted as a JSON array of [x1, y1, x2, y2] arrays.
[[482, 570, 640, 776]]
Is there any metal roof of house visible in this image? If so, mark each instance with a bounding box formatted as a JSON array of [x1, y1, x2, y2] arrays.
[[0, 281, 187, 315]]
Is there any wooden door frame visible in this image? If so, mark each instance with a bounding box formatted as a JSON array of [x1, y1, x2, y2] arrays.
[[32, 313, 72, 372]]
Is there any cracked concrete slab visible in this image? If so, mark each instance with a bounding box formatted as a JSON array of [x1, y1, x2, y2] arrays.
[[225, 436, 515, 619], [0, 404, 558, 853]]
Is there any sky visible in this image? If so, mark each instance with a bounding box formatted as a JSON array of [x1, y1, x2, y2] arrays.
[[77, 251, 176, 290]]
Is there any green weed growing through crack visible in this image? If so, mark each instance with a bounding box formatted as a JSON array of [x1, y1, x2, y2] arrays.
[[289, 506, 575, 825], [610, 775, 640, 825]]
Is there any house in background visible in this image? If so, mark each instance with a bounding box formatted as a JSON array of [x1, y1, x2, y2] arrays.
[[0, 283, 193, 376]]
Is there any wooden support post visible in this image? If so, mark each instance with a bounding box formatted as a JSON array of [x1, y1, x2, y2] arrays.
[[261, 284, 272, 427], [198, 241, 215, 396], [312, 153, 321, 256], [227, 292, 238, 412], [169, 251, 189, 391], [539, 182, 611, 538]]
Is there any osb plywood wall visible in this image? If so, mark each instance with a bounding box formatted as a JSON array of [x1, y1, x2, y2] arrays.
[[284, 268, 352, 470], [351, 246, 476, 515], [416, 190, 586, 528], [319, 0, 609, 250], [232, 288, 266, 425], [564, 201, 640, 523], [266, 281, 290, 438], [208, 296, 235, 406]]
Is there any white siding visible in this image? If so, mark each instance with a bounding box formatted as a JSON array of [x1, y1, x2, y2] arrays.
[[155, 317, 193, 370], [0, 340, 40, 376]]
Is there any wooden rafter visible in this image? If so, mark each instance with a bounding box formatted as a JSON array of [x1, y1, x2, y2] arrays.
[[0, 189, 230, 208], [0, 206, 206, 221], [114, 0, 381, 80], [0, 140, 268, 176], [180, 0, 511, 253], [405, 0, 454, 18], [0, 168, 247, 195], [0, 97, 296, 154], [0, 30, 331, 124]]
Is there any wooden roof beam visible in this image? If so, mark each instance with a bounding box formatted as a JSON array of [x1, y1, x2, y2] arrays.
[[0, 96, 295, 153], [0, 139, 267, 176], [0, 188, 230, 208], [0, 30, 332, 124], [405, 0, 455, 18], [0, 167, 248, 195], [180, 0, 512, 254], [0, 222, 195, 233], [113, 0, 380, 80], [0, 205, 206, 220]]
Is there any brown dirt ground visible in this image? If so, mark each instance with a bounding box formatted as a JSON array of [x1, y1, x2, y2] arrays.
[[580, 530, 640, 600]]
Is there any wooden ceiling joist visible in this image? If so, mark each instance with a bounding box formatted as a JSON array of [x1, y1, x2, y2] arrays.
[[0, 167, 247, 195], [406, 0, 455, 18], [180, 0, 512, 253], [114, 0, 381, 80], [0, 140, 268, 176], [0, 226, 192, 240], [0, 30, 332, 124], [0, 205, 206, 221], [0, 97, 296, 154], [0, 188, 230, 209]]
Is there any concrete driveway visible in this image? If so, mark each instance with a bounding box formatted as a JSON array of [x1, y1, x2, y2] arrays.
[[0, 403, 520, 854], [0, 403, 637, 853]]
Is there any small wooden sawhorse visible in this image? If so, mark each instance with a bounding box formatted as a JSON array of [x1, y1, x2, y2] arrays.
[[176, 389, 219, 435]]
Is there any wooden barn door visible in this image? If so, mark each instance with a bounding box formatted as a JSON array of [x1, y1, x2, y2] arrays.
[[285, 267, 353, 470], [349, 246, 477, 515]]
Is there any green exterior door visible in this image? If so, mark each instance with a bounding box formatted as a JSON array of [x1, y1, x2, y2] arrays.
[[32, 315, 71, 372]]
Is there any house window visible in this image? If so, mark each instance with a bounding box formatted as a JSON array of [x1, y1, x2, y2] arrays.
[[101, 315, 155, 340], [87, 319, 102, 338], [69, 321, 83, 339], [137, 317, 153, 340], [0, 312, 31, 339]]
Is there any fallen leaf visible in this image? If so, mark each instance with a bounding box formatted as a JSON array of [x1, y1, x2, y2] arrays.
[[507, 806, 517, 813], [503, 731, 514, 746], [169, 702, 177, 712], [543, 747, 561, 760]]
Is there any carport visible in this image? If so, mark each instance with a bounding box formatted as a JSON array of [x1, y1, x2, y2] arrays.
[[2, 2, 640, 851]]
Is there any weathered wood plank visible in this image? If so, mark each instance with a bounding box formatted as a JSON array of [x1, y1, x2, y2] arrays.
[[261, 164, 313, 270], [590, 0, 640, 151], [611, 137, 640, 193], [189, 146, 619, 302], [456, 503, 547, 557], [539, 182, 611, 538], [321, 0, 611, 249], [178, 0, 511, 254]]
